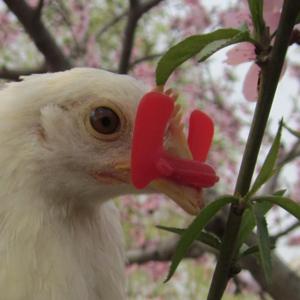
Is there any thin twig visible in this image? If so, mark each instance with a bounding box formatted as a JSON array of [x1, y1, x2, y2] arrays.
[[272, 221, 300, 241], [118, 0, 164, 74], [3, 0, 72, 71], [129, 53, 162, 68], [34, 0, 44, 20], [139, 0, 164, 14], [96, 11, 128, 39], [51, 0, 84, 59], [127, 237, 206, 265]]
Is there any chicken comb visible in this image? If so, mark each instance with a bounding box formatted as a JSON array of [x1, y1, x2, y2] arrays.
[[131, 91, 218, 189]]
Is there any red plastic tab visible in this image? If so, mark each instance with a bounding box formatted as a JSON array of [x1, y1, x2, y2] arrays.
[[131, 92, 174, 188], [157, 152, 218, 188], [188, 110, 214, 161]]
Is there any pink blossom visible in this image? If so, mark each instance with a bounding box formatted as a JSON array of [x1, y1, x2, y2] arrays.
[[224, 42, 256, 65], [26, 0, 49, 7], [84, 35, 101, 67], [141, 195, 162, 214], [242, 63, 261, 101], [132, 62, 155, 87], [170, 0, 210, 36], [70, 1, 90, 42], [0, 12, 19, 44], [144, 261, 169, 281], [220, 11, 252, 29], [288, 234, 300, 246], [223, 1, 283, 101]]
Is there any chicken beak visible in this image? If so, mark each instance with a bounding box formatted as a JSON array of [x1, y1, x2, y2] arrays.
[[149, 179, 202, 215], [115, 161, 202, 215]]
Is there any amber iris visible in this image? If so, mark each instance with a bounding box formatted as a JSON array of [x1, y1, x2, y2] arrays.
[[90, 107, 120, 134]]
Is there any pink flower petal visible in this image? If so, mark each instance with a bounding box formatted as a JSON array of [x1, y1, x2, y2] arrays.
[[265, 11, 281, 33], [243, 63, 261, 101], [242, 61, 286, 102], [264, 0, 283, 12], [220, 11, 252, 29], [224, 43, 256, 66]]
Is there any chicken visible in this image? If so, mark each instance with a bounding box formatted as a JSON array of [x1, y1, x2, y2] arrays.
[[0, 68, 204, 300]]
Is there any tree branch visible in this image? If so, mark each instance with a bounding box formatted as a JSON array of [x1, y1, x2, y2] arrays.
[[130, 0, 139, 7], [129, 53, 162, 68], [127, 237, 205, 265], [139, 0, 164, 14], [34, 0, 44, 20], [3, 0, 72, 71], [272, 221, 300, 241], [241, 234, 300, 300], [118, 0, 164, 74], [279, 140, 300, 167], [127, 233, 300, 300], [0, 65, 47, 81], [118, 2, 140, 74], [96, 11, 128, 39]]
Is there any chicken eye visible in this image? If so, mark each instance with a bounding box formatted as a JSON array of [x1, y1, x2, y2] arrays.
[[90, 107, 120, 135]]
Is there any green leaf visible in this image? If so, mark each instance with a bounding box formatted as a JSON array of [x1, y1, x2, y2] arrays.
[[273, 189, 286, 196], [254, 196, 300, 221], [156, 28, 251, 85], [283, 123, 300, 139], [251, 202, 272, 283], [248, 120, 283, 197], [157, 225, 221, 251], [248, 0, 265, 38], [165, 196, 238, 282], [197, 29, 250, 63], [237, 188, 287, 249], [236, 201, 272, 250]]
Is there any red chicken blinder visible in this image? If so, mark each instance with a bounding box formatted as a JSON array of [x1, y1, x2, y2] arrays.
[[131, 91, 219, 189]]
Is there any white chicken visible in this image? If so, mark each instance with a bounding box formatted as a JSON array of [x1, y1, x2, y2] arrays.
[[0, 68, 202, 300]]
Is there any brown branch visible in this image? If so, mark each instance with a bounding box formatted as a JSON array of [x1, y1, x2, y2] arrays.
[[129, 53, 163, 69], [34, 0, 44, 20], [130, 0, 139, 6], [0, 65, 47, 81], [3, 0, 72, 71], [96, 11, 128, 39], [279, 140, 300, 167], [127, 189, 300, 299], [118, 2, 140, 74], [139, 0, 164, 14], [118, 0, 164, 74], [272, 221, 300, 241], [127, 233, 300, 300], [51, 0, 84, 59], [127, 237, 205, 265], [241, 233, 300, 300]]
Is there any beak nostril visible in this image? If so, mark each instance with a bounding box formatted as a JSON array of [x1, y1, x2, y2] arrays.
[[114, 162, 131, 171]]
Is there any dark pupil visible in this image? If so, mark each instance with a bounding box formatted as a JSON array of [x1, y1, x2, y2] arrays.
[[90, 107, 120, 134]]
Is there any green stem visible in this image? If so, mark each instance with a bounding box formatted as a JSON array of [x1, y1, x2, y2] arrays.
[[207, 1, 300, 299]]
